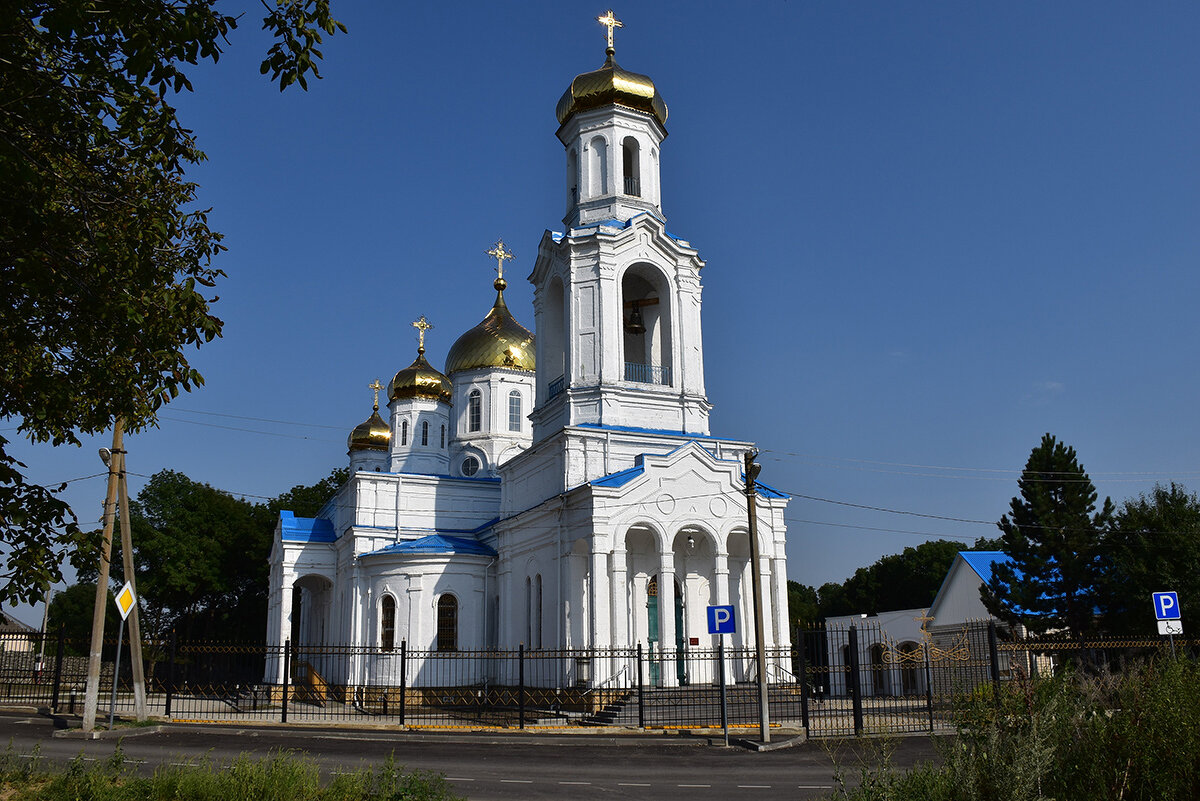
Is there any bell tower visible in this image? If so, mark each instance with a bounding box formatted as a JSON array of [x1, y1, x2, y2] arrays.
[[556, 11, 668, 229], [528, 13, 711, 443]]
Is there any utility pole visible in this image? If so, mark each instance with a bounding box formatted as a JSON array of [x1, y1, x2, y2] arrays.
[[744, 450, 770, 743], [82, 419, 122, 731], [115, 443, 147, 720]]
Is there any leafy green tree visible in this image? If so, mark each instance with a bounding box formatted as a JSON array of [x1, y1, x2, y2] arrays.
[[983, 434, 1114, 638], [841, 539, 963, 615], [0, 1, 344, 604], [268, 467, 349, 518], [122, 470, 273, 640], [817, 581, 853, 618], [1100, 483, 1200, 635], [111, 466, 346, 641], [47, 581, 119, 653], [787, 581, 820, 626]]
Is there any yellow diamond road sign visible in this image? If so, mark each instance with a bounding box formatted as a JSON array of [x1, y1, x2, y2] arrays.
[[114, 581, 136, 621]]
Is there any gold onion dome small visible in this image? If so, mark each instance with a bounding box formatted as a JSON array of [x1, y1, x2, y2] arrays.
[[555, 48, 667, 127], [389, 349, 453, 404], [348, 405, 390, 452], [445, 277, 536, 375]]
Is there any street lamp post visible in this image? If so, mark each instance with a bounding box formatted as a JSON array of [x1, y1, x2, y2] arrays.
[[744, 450, 770, 743]]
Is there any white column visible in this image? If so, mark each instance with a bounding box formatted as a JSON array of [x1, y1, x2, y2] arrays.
[[610, 550, 628, 647], [590, 547, 610, 648], [659, 553, 677, 687], [759, 556, 774, 648], [714, 553, 729, 605], [772, 556, 790, 648]]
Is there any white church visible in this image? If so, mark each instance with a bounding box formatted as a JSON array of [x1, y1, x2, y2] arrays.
[[266, 17, 792, 688]]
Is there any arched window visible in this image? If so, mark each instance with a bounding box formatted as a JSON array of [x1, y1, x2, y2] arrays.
[[535, 574, 543, 649], [468, 389, 482, 432], [436, 595, 458, 651], [421, 420, 429, 446], [622, 136, 641, 197], [508, 390, 522, 432], [400, 420, 408, 446], [566, 148, 578, 208], [525, 577, 532, 646], [440, 424, 445, 448], [380, 595, 396, 652], [588, 136, 608, 197]]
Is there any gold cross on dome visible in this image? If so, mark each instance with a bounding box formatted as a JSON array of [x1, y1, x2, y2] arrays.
[[487, 238, 514, 281], [412, 316, 433, 351], [368, 379, 383, 409], [597, 9, 622, 50]]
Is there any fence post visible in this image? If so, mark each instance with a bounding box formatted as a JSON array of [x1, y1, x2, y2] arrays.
[[281, 639, 291, 724], [987, 620, 1002, 702], [164, 629, 176, 717], [636, 642, 645, 729], [797, 630, 810, 732], [51, 625, 65, 712], [518, 644, 526, 730], [924, 640, 935, 733], [848, 625, 864, 735], [398, 640, 407, 726]]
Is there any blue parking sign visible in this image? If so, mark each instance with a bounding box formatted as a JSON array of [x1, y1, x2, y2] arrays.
[[1153, 591, 1181, 620], [707, 605, 736, 634]]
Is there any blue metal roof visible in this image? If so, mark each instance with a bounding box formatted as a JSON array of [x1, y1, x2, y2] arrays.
[[958, 551, 1017, 584], [367, 534, 496, 558], [279, 511, 336, 543], [590, 464, 645, 488]]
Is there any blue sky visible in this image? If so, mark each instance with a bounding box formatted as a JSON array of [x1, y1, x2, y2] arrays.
[[8, 2, 1199, 626]]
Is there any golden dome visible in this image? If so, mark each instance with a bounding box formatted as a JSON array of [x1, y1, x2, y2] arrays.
[[348, 406, 390, 452], [389, 349, 452, 404], [445, 278, 535, 375], [556, 49, 667, 127]]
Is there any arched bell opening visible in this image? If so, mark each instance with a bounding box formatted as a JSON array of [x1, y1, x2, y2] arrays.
[[620, 264, 672, 387]]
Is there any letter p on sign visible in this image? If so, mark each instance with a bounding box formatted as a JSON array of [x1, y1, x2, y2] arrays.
[[708, 605, 736, 634], [1153, 591, 1180, 621]]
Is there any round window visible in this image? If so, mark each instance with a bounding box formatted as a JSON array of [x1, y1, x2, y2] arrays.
[[461, 456, 480, 477]]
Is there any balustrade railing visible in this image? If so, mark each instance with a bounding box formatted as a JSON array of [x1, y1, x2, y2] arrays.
[[624, 362, 671, 385]]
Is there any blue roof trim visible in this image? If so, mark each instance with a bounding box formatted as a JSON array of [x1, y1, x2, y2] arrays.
[[365, 534, 496, 558], [279, 510, 336, 543], [753, 479, 790, 500], [561, 213, 686, 244], [591, 464, 645, 488]]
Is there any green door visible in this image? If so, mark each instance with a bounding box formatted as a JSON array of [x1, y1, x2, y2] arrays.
[[674, 583, 687, 685]]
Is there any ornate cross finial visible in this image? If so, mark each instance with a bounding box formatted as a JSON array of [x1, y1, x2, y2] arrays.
[[412, 316, 433, 353], [597, 9, 622, 51], [914, 610, 935, 641], [487, 238, 514, 282], [368, 379, 383, 410]]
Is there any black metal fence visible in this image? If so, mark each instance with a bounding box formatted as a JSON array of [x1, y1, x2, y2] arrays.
[[1, 624, 1189, 737]]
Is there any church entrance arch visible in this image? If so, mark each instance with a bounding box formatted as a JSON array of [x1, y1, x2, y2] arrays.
[[646, 574, 685, 687]]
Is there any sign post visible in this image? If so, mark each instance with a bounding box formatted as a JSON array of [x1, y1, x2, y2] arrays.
[[707, 605, 736, 746], [1152, 591, 1182, 658], [108, 582, 136, 730]]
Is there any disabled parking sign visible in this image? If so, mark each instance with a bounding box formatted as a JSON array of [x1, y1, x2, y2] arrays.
[[707, 605, 736, 635]]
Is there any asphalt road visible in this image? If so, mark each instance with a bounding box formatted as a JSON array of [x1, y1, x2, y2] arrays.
[[0, 711, 941, 800]]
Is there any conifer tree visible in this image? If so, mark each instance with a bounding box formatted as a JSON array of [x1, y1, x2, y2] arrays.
[[983, 434, 1113, 637]]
